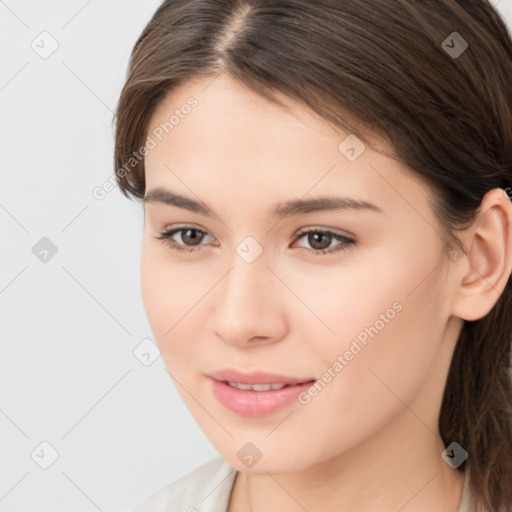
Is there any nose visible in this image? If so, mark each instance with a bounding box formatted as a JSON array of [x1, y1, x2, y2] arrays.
[[212, 254, 288, 348]]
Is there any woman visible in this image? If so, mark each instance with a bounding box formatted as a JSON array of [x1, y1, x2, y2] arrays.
[[115, 1, 512, 510]]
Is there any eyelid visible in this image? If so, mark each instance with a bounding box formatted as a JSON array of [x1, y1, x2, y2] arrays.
[[294, 225, 356, 239]]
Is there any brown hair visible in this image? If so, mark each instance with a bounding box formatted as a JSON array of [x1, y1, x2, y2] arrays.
[[113, 1, 512, 509]]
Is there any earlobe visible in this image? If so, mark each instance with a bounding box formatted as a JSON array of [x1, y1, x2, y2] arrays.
[[451, 188, 512, 322]]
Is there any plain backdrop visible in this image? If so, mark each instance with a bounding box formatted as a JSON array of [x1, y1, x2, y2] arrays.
[[0, 1, 511, 511]]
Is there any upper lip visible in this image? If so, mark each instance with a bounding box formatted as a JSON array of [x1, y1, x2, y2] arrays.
[[207, 369, 315, 385]]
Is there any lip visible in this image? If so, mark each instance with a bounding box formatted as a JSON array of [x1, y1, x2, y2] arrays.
[[207, 369, 315, 386], [207, 369, 316, 418]]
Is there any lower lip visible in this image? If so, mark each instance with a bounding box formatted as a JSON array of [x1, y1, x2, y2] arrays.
[[209, 377, 316, 417]]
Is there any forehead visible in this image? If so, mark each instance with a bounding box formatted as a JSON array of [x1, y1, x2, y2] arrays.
[[143, 74, 434, 223], [146, 73, 346, 158]]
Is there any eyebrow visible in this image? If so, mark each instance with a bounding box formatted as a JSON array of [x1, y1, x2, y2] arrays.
[[143, 187, 384, 218]]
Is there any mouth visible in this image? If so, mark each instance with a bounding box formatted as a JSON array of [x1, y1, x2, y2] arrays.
[[223, 381, 301, 391], [207, 369, 316, 417]]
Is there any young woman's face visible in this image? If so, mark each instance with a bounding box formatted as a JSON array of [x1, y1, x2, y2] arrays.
[[141, 73, 461, 473]]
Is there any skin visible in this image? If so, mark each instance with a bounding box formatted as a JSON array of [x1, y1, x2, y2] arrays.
[[140, 73, 512, 511]]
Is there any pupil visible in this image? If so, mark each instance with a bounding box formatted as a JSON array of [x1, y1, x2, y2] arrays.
[[310, 232, 330, 250], [184, 229, 202, 245]]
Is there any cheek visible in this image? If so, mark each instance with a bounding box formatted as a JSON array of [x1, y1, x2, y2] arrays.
[[140, 244, 169, 336], [287, 280, 446, 461], [315, 265, 447, 426], [140, 242, 214, 368], [140, 243, 191, 342]]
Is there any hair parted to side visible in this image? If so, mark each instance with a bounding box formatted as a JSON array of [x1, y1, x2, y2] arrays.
[[113, 1, 512, 509]]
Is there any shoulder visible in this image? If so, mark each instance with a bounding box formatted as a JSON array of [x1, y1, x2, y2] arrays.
[[129, 457, 238, 512]]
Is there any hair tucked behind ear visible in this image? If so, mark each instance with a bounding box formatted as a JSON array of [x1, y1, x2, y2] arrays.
[[113, 0, 512, 508]]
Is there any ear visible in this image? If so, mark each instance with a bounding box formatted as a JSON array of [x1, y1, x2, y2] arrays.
[[451, 188, 512, 321]]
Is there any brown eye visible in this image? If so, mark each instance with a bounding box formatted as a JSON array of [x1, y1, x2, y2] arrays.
[[293, 229, 356, 256], [179, 228, 205, 246], [306, 231, 332, 251], [154, 226, 356, 256], [154, 227, 213, 252]]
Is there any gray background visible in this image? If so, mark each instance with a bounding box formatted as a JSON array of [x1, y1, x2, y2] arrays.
[[1, 1, 511, 511]]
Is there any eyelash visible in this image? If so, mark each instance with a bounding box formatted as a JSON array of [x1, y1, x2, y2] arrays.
[[153, 226, 356, 256]]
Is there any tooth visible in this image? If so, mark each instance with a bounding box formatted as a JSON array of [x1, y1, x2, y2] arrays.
[[226, 381, 290, 391], [250, 384, 272, 391], [235, 382, 253, 390]]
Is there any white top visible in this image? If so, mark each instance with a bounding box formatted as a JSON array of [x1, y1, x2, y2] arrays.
[[128, 457, 475, 512]]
